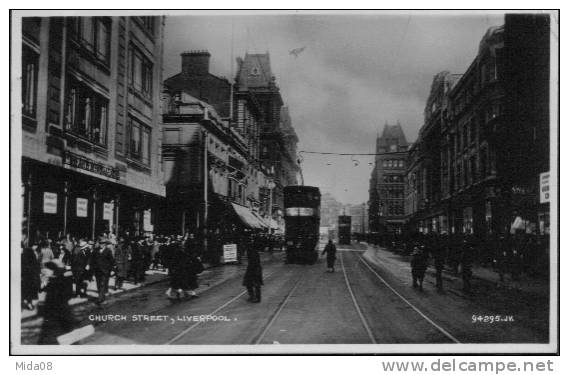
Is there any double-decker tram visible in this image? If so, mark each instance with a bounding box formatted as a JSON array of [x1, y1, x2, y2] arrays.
[[283, 185, 321, 264], [338, 215, 352, 245]]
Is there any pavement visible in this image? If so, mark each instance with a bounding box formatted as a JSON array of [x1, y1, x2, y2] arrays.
[[19, 244, 550, 347], [362, 242, 550, 299], [20, 252, 282, 323]]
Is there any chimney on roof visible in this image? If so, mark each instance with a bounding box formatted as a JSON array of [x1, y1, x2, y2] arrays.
[[181, 50, 211, 76]]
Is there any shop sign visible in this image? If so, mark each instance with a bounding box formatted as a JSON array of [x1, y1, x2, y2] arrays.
[[76, 198, 88, 217], [540, 172, 550, 203], [223, 244, 238, 263], [143, 210, 153, 231], [43, 192, 57, 214], [64, 151, 120, 180], [103, 203, 114, 221]]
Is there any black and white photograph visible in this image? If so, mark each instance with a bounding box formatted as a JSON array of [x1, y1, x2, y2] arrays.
[[10, 9, 558, 355]]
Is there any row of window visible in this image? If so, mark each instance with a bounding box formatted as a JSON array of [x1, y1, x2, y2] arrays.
[[63, 76, 152, 165], [22, 17, 155, 167], [382, 201, 405, 216], [69, 17, 111, 66], [382, 175, 403, 183], [451, 48, 504, 116], [379, 189, 404, 199], [382, 159, 405, 169]]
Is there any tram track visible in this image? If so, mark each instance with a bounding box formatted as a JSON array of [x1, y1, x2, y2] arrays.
[[357, 254, 461, 344], [339, 252, 377, 344], [164, 266, 293, 345]]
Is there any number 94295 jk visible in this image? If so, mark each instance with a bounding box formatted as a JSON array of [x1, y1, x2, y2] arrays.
[[472, 315, 515, 323]]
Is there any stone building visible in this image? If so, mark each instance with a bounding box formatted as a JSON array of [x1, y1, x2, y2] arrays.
[[368, 123, 409, 235], [20, 16, 165, 241], [161, 51, 270, 241], [405, 71, 460, 234], [235, 53, 293, 224], [406, 15, 551, 239], [161, 91, 269, 249]]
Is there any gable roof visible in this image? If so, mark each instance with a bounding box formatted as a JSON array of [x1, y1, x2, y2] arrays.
[[235, 53, 274, 89]]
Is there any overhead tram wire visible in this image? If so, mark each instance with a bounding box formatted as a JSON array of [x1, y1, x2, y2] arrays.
[[298, 150, 404, 156]]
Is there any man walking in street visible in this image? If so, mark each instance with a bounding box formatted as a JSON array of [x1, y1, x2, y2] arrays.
[[321, 239, 337, 272], [91, 237, 115, 303], [71, 239, 91, 298]]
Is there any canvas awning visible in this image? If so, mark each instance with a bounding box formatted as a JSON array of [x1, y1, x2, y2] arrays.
[[231, 203, 266, 229]]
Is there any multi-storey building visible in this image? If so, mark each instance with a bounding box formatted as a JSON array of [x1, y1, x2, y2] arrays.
[[20, 16, 165, 241], [368, 123, 409, 235], [347, 203, 368, 234], [235, 53, 288, 221], [407, 14, 551, 239], [161, 52, 269, 240], [406, 71, 459, 234]]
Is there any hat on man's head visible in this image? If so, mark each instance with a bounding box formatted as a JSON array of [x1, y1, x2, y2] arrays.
[[98, 236, 111, 244], [78, 239, 88, 248]]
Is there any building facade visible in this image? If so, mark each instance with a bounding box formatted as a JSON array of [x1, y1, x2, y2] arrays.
[[405, 71, 459, 234], [161, 52, 270, 242], [368, 123, 409, 235], [21, 16, 165, 241], [405, 15, 551, 239], [235, 53, 288, 222]]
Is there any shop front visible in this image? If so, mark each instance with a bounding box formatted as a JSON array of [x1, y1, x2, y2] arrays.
[[22, 156, 161, 243]]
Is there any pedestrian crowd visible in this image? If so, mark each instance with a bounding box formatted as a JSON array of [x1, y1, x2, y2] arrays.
[[368, 232, 549, 293], [20, 232, 209, 309]]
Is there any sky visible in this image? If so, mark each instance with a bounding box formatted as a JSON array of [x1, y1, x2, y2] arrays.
[[163, 11, 505, 205]]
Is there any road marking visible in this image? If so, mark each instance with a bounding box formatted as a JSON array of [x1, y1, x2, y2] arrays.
[[340, 253, 377, 344], [254, 276, 304, 345], [164, 268, 280, 345], [358, 255, 461, 344]]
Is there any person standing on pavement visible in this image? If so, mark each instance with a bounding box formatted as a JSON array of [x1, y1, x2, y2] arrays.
[[113, 236, 130, 290], [321, 239, 337, 272], [460, 236, 474, 293], [21, 244, 41, 310], [71, 239, 91, 298], [243, 246, 263, 302], [38, 259, 75, 344], [430, 236, 445, 291], [130, 237, 146, 285], [91, 237, 115, 303]]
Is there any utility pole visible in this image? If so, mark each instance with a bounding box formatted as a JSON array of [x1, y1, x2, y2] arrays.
[[203, 131, 209, 254]]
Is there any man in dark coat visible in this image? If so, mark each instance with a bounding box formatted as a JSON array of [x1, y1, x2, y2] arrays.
[[113, 237, 130, 290], [91, 238, 115, 302], [321, 240, 337, 272], [411, 244, 428, 290], [243, 246, 263, 302], [71, 239, 91, 298], [130, 238, 146, 285], [21, 245, 41, 310]]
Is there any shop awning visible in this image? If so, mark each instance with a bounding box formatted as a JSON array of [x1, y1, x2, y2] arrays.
[[231, 203, 266, 229], [251, 211, 269, 229]]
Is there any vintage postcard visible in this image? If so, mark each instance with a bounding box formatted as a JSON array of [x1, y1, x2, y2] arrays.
[[10, 9, 558, 355]]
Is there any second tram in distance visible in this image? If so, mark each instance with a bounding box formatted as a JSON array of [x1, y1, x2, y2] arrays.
[[283, 185, 321, 264]]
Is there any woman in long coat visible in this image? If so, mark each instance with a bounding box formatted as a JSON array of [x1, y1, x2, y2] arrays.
[[21, 246, 41, 310], [243, 247, 263, 302]]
